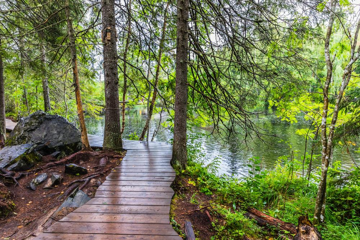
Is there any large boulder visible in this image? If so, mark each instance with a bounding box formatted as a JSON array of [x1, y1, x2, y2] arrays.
[[0, 144, 42, 171], [6, 111, 82, 155]]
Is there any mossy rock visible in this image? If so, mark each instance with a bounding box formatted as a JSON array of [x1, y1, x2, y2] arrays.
[[6, 111, 82, 156], [0, 144, 42, 171]]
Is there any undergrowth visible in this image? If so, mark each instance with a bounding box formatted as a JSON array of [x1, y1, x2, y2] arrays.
[[175, 133, 360, 239]]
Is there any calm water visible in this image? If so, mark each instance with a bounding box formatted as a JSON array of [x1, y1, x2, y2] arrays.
[[85, 106, 360, 177]]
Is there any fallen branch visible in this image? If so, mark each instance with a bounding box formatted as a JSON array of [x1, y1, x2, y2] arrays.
[[245, 208, 297, 235]]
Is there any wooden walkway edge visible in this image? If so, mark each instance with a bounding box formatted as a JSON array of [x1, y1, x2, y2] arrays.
[[5, 119, 181, 239]]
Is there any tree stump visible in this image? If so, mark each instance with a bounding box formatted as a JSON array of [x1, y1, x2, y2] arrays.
[[294, 216, 322, 240]]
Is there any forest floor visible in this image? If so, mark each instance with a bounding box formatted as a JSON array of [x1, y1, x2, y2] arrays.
[[171, 176, 216, 240], [170, 172, 298, 240], [0, 149, 125, 240]]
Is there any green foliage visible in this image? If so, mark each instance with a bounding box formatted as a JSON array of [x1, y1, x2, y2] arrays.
[[210, 205, 261, 239], [128, 132, 139, 140], [182, 133, 360, 239]]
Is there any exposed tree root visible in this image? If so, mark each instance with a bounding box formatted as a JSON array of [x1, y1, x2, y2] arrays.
[[0, 168, 28, 187], [33, 151, 96, 172]]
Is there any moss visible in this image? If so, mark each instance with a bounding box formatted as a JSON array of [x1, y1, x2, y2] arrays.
[[0, 188, 15, 218]]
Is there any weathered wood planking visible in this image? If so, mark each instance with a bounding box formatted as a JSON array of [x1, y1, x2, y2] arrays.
[[35, 233, 181, 240], [5, 120, 180, 239], [32, 139, 180, 239], [5, 119, 16, 131]]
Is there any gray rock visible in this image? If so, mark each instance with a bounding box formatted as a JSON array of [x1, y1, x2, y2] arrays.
[[50, 151, 61, 158], [52, 188, 90, 219], [29, 173, 48, 191], [6, 111, 82, 155], [65, 164, 88, 175], [43, 173, 63, 189], [0, 144, 42, 171]]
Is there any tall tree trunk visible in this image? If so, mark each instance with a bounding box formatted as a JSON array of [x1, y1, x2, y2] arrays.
[[152, 106, 164, 142], [307, 126, 319, 181], [19, 38, 29, 115], [102, 0, 123, 150], [121, 0, 132, 135], [40, 37, 51, 112], [145, 35, 152, 142], [66, 0, 91, 150], [313, 0, 336, 224], [171, 0, 189, 170], [314, 0, 360, 223], [0, 38, 5, 145], [139, 1, 170, 141]]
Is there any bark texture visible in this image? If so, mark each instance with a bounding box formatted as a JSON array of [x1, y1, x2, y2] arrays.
[[294, 216, 322, 240], [19, 38, 30, 115], [314, 0, 360, 223], [245, 208, 297, 235], [40, 38, 51, 112], [0, 39, 5, 145], [102, 0, 123, 150], [121, 0, 132, 135], [171, 0, 189, 169], [139, 1, 170, 141], [66, 1, 91, 150]]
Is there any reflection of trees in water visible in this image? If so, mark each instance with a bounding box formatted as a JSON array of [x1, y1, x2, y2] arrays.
[[85, 107, 172, 142], [85, 113, 360, 176]]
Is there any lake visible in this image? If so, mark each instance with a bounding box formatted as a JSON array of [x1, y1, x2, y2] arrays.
[[85, 105, 360, 177]]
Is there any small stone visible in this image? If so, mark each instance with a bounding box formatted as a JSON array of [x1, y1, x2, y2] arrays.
[[29, 173, 48, 190], [50, 151, 61, 158], [43, 173, 63, 189], [65, 164, 88, 175], [90, 178, 101, 187]]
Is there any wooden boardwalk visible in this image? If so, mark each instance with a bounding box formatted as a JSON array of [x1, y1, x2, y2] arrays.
[[5, 119, 181, 239]]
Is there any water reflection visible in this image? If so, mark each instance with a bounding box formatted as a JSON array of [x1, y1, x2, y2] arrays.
[[85, 106, 360, 177]]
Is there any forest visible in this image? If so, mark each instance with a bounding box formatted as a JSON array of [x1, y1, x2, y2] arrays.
[[0, 0, 360, 239]]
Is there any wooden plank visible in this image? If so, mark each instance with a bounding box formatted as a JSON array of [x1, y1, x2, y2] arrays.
[[119, 163, 171, 166], [33, 141, 180, 240], [106, 176, 175, 181], [107, 172, 176, 177], [5, 119, 16, 131], [122, 159, 171, 162], [44, 222, 178, 235], [111, 170, 175, 173], [35, 233, 181, 240], [123, 156, 171, 158], [114, 165, 174, 169], [87, 197, 172, 205], [94, 191, 173, 198], [101, 181, 172, 186], [60, 212, 171, 224], [125, 152, 172, 155], [74, 205, 170, 214], [124, 155, 172, 158], [118, 163, 172, 167], [97, 185, 174, 192], [122, 158, 171, 162], [114, 166, 174, 171]]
